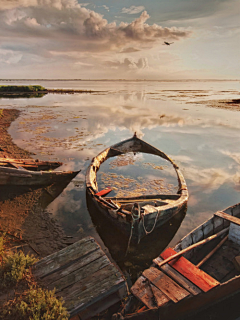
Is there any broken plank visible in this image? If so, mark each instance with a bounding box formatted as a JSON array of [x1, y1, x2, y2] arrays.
[[214, 211, 240, 226], [154, 257, 201, 295], [143, 267, 190, 303], [150, 283, 171, 308], [130, 276, 158, 309], [160, 248, 219, 292]]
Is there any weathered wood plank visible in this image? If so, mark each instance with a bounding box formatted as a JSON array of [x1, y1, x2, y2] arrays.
[[229, 223, 240, 245], [130, 276, 157, 309], [154, 257, 201, 295], [33, 237, 98, 278], [142, 267, 190, 303], [38, 248, 106, 286], [215, 211, 240, 226], [160, 248, 219, 292], [46, 255, 110, 293], [150, 284, 171, 308], [61, 264, 126, 316]]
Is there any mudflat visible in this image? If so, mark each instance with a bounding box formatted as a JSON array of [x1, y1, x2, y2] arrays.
[[0, 108, 74, 258]]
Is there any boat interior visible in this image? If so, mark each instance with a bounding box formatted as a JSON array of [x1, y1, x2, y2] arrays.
[[174, 207, 240, 284]]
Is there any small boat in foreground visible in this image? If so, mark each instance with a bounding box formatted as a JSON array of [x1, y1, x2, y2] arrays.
[[116, 203, 240, 320], [86, 134, 188, 244], [0, 158, 79, 186]]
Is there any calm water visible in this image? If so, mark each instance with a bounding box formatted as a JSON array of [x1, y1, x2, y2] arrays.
[[1, 79, 240, 281]]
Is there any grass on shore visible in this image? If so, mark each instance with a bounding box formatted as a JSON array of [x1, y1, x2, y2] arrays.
[[0, 233, 69, 320], [0, 85, 46, 92]]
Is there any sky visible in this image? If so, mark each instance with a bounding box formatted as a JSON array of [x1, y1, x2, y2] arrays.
[[0, 0, 239, 79]]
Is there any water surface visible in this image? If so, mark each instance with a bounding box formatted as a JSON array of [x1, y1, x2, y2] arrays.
[[1, 79, 240, 280]]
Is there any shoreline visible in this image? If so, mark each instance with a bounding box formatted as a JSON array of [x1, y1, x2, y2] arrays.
[[0, 108, 75, 258]]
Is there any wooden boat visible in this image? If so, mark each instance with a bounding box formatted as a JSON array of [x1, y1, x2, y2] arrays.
[[0, 157, 62, 171], [0, 165, 80, 187], [116, 203, 240, 320], [86, 134, 188, 244]]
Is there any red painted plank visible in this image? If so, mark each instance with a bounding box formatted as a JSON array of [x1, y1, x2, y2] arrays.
[[96, 188, 112, 197], [160, 248, 219, 292]]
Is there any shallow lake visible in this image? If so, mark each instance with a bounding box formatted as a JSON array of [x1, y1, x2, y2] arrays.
[[1, 79, 240, 281]]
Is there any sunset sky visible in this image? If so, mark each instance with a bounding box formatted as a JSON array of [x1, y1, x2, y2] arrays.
[[0, 0, 239, 79]]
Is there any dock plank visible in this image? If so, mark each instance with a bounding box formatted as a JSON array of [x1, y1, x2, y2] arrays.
[[160, 248, 219, 292], [143, 267, 190, 303], [44, 255, 110, 292], [33, 237, 127, 319], [33, 237, 98, 278], [154, 257, 201, 295], [61, 264, 125, 316], [38, 248, 106, 286]]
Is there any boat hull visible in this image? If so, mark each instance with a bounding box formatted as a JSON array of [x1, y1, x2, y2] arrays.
[[0, 166, 79, 186], [86, 135, 188, 243], [87, 189, 187, 243], [120, 202, 240, 320]]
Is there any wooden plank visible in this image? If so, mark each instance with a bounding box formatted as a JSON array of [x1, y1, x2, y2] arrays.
[[38, 248, 106, 285], [229, 223, 240, 245], [154, 257, 201, 295], [202, 220, 214, 237], [33, 237, 98, 278], [143, 267, 190, 303], [160, 248, 219, 292], [214, 211, 240, 226], [130, 276, 158, 309], [150, 284, 171, 308], [42, 255, 110, 293], [61, 264, 126, 316]]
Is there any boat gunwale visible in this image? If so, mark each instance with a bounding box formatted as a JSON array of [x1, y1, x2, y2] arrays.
[[86, 135, 188, 215]]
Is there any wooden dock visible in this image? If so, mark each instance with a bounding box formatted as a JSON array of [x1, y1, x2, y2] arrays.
[[32, 236, 127, 319]]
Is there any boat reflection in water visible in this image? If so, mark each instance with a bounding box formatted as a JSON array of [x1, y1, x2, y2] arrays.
[[87, 191, 187, 283]]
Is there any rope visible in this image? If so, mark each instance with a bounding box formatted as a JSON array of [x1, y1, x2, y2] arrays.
[[142, 208, 160, 235], [125, 203, 141, 256]]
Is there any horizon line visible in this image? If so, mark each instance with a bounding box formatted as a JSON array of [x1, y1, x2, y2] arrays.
[[0, 78, 239, 82]]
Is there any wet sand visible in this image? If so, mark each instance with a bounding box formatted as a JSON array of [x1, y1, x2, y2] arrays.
[[0, 109, 75, 258]]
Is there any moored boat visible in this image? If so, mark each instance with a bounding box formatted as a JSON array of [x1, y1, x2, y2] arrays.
[[86, 134, 188, 244], [116, 203, 240, 320], [0, 157, 62, 171], [0, 165, 80, 186]]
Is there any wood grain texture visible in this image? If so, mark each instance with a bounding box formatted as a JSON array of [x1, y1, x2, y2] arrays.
[[154, 257, 201, 295], [143, 267, 190, 303], [160, 248, 219, 292], [33, 237, 127, 318], [215, 211, 240, 226]]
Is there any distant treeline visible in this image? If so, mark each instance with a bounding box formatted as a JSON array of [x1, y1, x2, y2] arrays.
[[0, 85, 98, 98], [0, 85, 46, 92]]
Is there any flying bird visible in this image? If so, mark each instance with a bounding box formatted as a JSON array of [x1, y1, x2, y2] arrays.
[[163, 41, 174, 45]]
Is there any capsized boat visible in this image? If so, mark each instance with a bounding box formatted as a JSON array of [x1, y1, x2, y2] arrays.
[[86, 134, 188, 244], [0, 163, 79, 186], [117, 203, 240, 320]]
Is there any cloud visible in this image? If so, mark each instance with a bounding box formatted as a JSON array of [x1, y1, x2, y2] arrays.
[[119, 47, 140, 53], [122, 6, 145, 15], [102, 5, 109, 12], [0, 2, 191, 55], [105, 57, 149, 70]]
